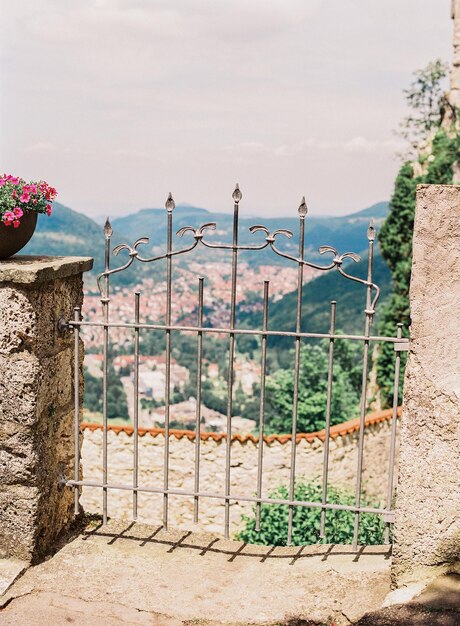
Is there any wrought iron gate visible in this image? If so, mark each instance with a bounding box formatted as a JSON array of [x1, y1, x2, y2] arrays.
[[63, 185, 408, 548]]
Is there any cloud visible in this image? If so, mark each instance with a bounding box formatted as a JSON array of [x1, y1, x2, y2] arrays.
[[24, 142, 58, 154], [0, 0, 452, 217], [226, 141, 266, 153], [274, 136, 406, 158], [344, 136, 377, 153]]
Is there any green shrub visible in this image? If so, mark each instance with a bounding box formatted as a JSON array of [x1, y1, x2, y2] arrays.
[[237, 481, 385, 546]]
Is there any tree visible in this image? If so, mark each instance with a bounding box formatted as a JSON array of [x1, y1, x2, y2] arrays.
[[84, 364, 129, 420], [377, 60, 460, 406], [237, 481, 385, 546], [264, 341, 361, 434], [399, 59, 448, 153]]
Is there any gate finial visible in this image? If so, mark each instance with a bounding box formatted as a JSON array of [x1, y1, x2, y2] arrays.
[[165, 192, 175, 212], [104, 217, 112, 238], [232, 183, 242, 204], [367, 219, 376, 241], [298, 196, 308, 217]]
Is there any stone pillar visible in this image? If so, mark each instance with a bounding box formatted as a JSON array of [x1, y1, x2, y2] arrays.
[[392, 185, 460, 585], [0, 256, 93, 563], [451, 0, 460, 108]]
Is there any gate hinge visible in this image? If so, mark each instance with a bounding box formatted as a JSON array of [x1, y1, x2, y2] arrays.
[[57, 316, 70, 333]]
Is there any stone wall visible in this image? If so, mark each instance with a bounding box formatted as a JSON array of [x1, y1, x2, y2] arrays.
[[81, 409, 399, 536], [0, 256, 92, 562], [392, 185, 460, 585], [451, 0, 460, 107]]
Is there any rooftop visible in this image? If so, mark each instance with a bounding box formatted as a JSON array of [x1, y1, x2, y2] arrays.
[[80, 407, 400, 444]]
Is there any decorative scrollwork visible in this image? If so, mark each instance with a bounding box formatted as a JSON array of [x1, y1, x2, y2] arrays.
[[96, 185, 381, 313], [113, 237, 150, 258], [176, 222, 217, 240]]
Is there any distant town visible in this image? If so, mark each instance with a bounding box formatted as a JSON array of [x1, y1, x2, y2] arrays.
[[82, 261, 319, 432]]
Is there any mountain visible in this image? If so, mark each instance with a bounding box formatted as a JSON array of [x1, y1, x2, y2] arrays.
[[263, 249, 392, 339], [344, 201, 389, 219], [22, 203, 103, 266], [110, 201, 390, 268], [235, 247, 392, 371], [21, 203, 149, 287], [20, 200, 391, 283]]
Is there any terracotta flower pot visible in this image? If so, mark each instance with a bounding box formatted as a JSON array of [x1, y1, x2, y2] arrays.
[[0, 211, 38, 260]]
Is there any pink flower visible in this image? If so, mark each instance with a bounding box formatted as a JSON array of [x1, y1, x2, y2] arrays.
[[11, 190, 18, 199], [12, 219, 21, 228], [28, 184, 37, 194], [46, 204, 52, 216], [19, 192, 30, 203], [13, 207, 23, 218], [45, 186, 57, 201], [0, 179, 5, 187], [2, 210, 15, 226]]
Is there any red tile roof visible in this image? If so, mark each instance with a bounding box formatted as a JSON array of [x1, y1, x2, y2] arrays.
[[80, 407, 401, 445]]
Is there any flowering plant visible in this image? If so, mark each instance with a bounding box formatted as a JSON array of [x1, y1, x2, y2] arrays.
[[0, 173, 57, 228]]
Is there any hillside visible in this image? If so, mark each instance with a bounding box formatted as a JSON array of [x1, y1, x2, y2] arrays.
[[21, 203, 150, 287], [23, 202, 102, 261], [265, 249, 392, 338], [111, 201, 390, 267], [20, 200, 390, 286], [236, 248, 393, 367], [343, 201, 389, 219]]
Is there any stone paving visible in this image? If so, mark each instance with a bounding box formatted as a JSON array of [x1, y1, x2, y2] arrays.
[[355, 573, 460, 625], [0, 519, 392, 625]]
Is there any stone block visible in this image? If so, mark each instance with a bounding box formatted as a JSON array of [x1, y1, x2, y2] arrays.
[[0, 423, 36, 485], [36, 347, 77, 418], [0, 287, 35, 354], [0, 485, 39, 561], [0, 256, 92, 562], [392, 185, 460, 585], [0, 353, 41, 425], [0, 257, 91, 361]]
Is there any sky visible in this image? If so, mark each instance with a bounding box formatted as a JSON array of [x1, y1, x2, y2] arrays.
[[0, 0, 453, 219]]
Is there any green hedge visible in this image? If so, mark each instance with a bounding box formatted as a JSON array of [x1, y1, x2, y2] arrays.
[[237, 481, 386, 546]]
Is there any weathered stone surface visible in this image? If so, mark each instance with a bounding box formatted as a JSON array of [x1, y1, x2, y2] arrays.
[[0, 558, 27, 597], [0, 486, 39, 561], [0, 353, 40, 425], [413, 572, 460, 611], [36, 348, 75, 419], [0, 424, 36, 485], [0, 287, 35, 354], [451, 0, 460, 108], [0, 276, 85, 359], [0, 255, 92, 285], [392, 185, 460, 585], [0, 256, 92, 562], [2, 519, 391, 626], [0, 593, 182, 625]]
